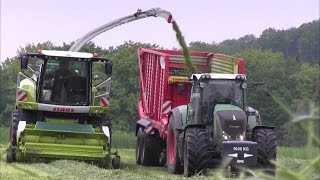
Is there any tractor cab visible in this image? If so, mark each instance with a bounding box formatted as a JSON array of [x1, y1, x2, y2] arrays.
[[188, 73, 247, 126]]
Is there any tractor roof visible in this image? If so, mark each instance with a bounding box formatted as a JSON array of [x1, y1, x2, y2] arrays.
[[24, 50, 109, 62], [39, 50, 94, 58], [191, 73, 246, 80]]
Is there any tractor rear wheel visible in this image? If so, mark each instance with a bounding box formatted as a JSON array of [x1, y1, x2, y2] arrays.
[[167, 116, 183, 174], [140, 129, 161, 166], [135, 128, 143, 165], [183, 128, 209, 177], [253, 128, 276, 175]]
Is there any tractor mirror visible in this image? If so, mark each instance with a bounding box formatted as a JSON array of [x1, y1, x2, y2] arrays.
[[104, 61, 112, 75], [245, 106, 256, 116], [21, 56, 29, 69]]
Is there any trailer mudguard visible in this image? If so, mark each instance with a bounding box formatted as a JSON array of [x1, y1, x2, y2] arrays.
[[136, 118, 151, 135], [169, 105, 188, 130]]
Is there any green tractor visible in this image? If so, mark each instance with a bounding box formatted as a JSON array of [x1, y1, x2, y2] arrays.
[[6, 49, 120, 168], [168, 73, 276, 176]]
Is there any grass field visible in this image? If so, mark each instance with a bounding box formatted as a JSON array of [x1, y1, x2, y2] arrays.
[[0, 127, 319, 179]]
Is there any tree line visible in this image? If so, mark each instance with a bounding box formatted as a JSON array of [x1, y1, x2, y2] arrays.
[[0, 20, 319, 146]]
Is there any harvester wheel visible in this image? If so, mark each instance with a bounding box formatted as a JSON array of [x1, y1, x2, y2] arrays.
[[111, 156, 120, 169], [253, 128, 276, 175], [135, 128, 143, 165], [140, 130, 161, 166], [183, 128, 209, 177], [6, 150, 15, 163], [10, 109, 26, 146], [166, 116, 183, 174]]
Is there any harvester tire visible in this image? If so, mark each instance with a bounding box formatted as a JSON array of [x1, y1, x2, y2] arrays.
[[111, 157, 120, 169], [167, 116, 183, 174], [136, 128, 143, 165], [6, 150, 14, 163], [140, 130, 161, 166], [10, 109, 25, 146], [253, 128, 276, 175], [183, 128, 209, 177]]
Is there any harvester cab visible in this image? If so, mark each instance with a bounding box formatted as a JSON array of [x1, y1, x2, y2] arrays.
[[7, 49, 120, 169]]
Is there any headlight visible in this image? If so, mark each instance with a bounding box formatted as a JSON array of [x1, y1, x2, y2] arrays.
[[222, 131, 231, 140], [236, 75, 246, 80], [238, 133, 246, 141], [239, 134, 244, 141], [201, 73, 211, 79]]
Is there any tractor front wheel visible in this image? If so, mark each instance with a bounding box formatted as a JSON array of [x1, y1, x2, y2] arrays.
[[253, 128, 276, 175], [183, 128, 209, 177]]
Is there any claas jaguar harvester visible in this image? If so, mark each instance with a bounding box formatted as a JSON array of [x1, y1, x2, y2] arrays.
[[6, 49, 120, 168], [135, 48, 276, 176]]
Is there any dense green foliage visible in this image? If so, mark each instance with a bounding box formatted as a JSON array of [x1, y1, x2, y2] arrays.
[[189, 20, 319, 64], [0, 20, 319, 147]]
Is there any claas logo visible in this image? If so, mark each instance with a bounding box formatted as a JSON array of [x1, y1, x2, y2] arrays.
[[53, 107, 75, 113]]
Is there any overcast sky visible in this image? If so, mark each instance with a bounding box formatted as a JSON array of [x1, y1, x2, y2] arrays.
[[1, 0, 319, 61]]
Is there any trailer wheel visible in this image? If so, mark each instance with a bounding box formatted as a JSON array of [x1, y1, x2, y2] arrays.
[[183, 128, 209, 177], [159, 151, 166, 166], [140, 130, 161, 166], [167, 116, 183, 174], [253, 128, 276, 175], [136, 128, 143, 165]]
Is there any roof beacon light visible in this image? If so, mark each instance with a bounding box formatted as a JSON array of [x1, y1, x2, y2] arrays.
[[93, 53, 99, 57]]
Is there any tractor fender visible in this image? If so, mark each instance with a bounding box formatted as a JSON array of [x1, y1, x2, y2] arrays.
[[169, 105, 188, 130], [251, 125, 275, 139]]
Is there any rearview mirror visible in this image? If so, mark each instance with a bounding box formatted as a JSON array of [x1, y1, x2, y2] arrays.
[[104, 61, 112, 75], [93, 74, 99, 80], [21, 56, 29, 69]]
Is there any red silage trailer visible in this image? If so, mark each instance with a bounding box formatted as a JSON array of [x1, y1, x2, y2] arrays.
[[136, 48, 244, 166]]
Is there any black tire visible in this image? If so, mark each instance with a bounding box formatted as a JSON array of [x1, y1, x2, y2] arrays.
[[140, 129, 161, 166], [159, 151, 166, 166], [183, 128, 209, 177], [6, 150, 15, 163], [167, 116, 183, 174], [111, 157, 120, 169], [9, 109, 37, 146], [10, 109, 24, 146], [136, 128, 143, 165], [253, 128, 276, 175]]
